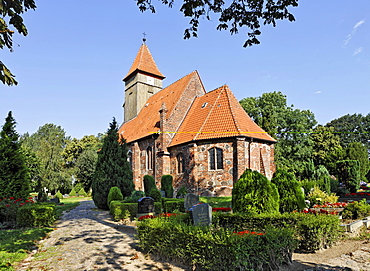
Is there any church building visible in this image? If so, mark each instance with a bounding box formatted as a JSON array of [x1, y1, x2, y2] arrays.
[[118, 43, 276, 196]]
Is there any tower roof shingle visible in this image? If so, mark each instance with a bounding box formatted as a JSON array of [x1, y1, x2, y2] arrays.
[[123, 44, 165, 81]]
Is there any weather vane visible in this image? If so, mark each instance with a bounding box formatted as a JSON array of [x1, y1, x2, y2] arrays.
[[142, 32, 147, 44]]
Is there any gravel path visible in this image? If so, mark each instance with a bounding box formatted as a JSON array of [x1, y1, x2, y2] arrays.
[[15, 200, 370, 271], [16, 200, 190, 271]]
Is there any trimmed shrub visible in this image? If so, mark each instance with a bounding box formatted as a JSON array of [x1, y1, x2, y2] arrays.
[[161, 175, 174, 198], [137, 217, 297, 270], [55, 191, 63, 200], [110, 201, 138, 220], [163, 198, 185, 213], [77, 188, 88, 197], [107, 187, 123, 209], [212, 212, 341, 252], [16, 203, 56, 227], [272, 169, 305, 213], [69, 187, 77, 197], [143, 175, 156, 196], [149, 188, 162, 202], [232, 169, 279, 215], [342, 199, 370, 220]]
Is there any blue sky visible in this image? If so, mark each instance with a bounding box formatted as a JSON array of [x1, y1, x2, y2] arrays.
[[1, 0, 369, 139]]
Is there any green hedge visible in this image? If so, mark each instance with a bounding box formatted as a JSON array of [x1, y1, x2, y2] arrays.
[[212, 212, 342, 252], [137, 217, 296, 270], [109, 201, 163, 221], [110, 201, 137, 221], [162, 198, 185, 213], [16, 203, 56, 227]]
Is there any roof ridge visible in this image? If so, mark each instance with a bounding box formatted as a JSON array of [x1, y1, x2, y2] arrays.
[[194, 86, 224, 140], [223, 85, 243, 134]]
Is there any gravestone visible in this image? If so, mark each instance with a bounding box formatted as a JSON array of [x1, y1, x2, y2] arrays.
[[138, 197, 155, 213], [50, 198, 60, 204], [160, 190, 166, 198], [190, 203, 212, 226], [184, 193, 199, 211]]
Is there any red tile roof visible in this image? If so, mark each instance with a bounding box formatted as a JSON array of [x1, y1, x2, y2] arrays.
[[119, 71, 201, 143], [123, 44, 165, 81], [169, 85, 276, 146]]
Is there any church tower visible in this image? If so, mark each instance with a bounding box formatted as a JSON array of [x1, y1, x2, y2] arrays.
[[123, 42, 165, 123]]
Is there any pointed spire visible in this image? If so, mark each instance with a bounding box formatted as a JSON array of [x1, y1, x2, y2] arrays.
[[123, 44, 165, 81]]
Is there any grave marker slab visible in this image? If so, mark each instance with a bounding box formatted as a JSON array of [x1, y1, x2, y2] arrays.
[[190, 203, 212, 226], [184, 193, 199, 211], [138, 197, 155, 213]]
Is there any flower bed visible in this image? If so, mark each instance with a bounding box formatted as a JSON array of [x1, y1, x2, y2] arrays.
[[212, 207, 231, 212], [345, 192, 370, 196]]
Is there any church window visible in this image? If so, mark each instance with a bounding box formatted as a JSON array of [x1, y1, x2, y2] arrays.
[[128, 151, 133, 170], [209, 147, 223, 170], [177, 153, 184, 173], [146, 146, 153, 170]]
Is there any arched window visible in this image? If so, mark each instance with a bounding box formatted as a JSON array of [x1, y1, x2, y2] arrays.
[[146, 146, 153, 170], [209, 147, 223, 170], [177, 153, 184, 173]]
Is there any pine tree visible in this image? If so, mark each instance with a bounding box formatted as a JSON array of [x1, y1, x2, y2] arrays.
[[91, 118, 134, 209], [0, 112, 30, 199]]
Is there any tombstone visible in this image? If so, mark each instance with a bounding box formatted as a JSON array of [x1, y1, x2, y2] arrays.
[[184, 193, 199, 211], [63, 194, 69, 198], [50, 198, 60, 204], [137, 197, 155, 214], [190, 203, 212, 226], [160, 190, 166, 198]]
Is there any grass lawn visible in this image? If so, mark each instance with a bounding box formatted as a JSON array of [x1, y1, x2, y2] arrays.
[[200, 196, 232, 207], [0, 196, 91, 270]]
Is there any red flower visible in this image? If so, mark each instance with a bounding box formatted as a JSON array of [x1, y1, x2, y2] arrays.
[[28, 197, 33, 199], [6, 204, 10, 207], [9, 197, 14, 200]]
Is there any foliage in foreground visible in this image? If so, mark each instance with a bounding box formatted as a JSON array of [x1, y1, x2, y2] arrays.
[[137, 216, 296, 270], [0, 227, 53, 270]]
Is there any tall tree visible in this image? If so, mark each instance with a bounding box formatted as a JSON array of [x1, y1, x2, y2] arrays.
[[0, 111, 30, 198], [1, 0, 37, 86], [326, 113, 370, 154], [75, 149, 98, 191], [91, 118, 134, 210], [310, 125, 344, 174], [240, 91, 317, 176], [136, 0, 298, 47], [21, 124, 71, 193]]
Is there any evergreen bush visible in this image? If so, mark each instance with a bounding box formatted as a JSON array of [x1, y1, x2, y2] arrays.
[[336, 160, 361, 193], [176, 185, 187, 198], [232, 169, 280, 214], [55, 191, 63, 200], [143, 175, 156, 196], [16, 203, 56, 227], [149, 188, 162, 202], [69, 187, 77, 197], [123, 190, 146, 203], [107, 187, 123, 209], [91, 118, 134, 210], [314, 165, 331, 194], [271, 169, 305, 213], [77, 188, 87, 197], [0, 112, 31, 199], [160, 175, 174, 198]]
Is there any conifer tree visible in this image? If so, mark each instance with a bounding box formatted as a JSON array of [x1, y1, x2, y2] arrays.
[[91, 118, 134, 209], [0, 112, 30, 199]]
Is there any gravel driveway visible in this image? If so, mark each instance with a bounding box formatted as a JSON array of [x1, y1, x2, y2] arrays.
[[16, 200, 190, 271]]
